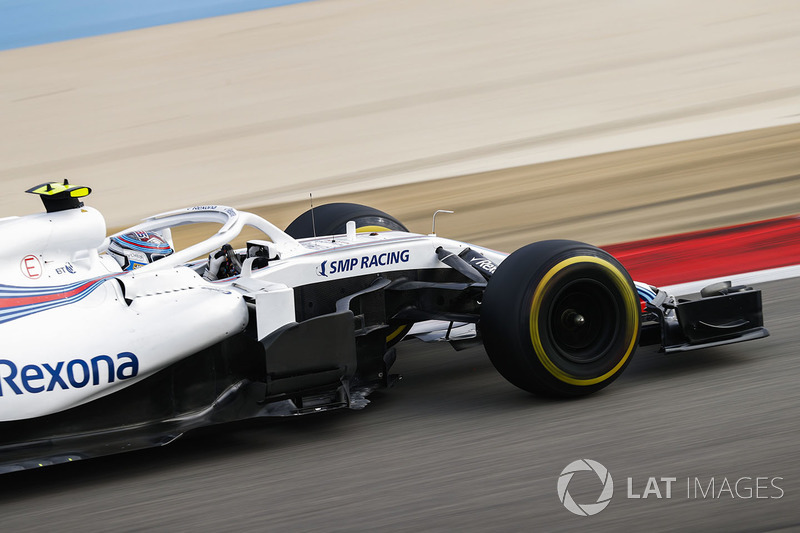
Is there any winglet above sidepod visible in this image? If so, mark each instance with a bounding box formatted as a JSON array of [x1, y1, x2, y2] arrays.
[[26, 179, 92, 213]]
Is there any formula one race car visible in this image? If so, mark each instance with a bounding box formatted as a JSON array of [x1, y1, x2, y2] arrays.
[[0, 182, 768, 472]]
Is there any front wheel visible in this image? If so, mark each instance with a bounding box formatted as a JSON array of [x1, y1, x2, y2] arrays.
[[480, 240, 640, 397]]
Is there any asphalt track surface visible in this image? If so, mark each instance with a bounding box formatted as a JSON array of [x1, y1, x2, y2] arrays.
[[0, 278, 797, 531]]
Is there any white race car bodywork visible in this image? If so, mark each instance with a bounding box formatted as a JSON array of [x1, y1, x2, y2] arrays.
[[0, 187, 767, 472], [0, 203, 504, 422]]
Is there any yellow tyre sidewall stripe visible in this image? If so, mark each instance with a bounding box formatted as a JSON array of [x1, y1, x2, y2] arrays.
[[356, 225, 392, 233], [528, 256, 638, 386], [386, 324, 408, 343]]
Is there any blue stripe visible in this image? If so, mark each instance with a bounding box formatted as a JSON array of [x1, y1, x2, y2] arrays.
[[0, 277, 115, 324], [636, 285, 657, 302], [0, 278, 99, 296], [0, 0, 319, 50]]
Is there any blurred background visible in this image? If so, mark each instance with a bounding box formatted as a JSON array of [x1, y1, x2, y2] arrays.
[[2, 0, 799, 249], [1, 0, 799, 530]]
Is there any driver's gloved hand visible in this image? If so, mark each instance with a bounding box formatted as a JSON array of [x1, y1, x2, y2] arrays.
[[202, 244, 235, 281]]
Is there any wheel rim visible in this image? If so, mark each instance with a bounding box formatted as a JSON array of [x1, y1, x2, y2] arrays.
[[341, 216, 407, 234], [528, 256, 639, 386], [546, 279, 618, 364]]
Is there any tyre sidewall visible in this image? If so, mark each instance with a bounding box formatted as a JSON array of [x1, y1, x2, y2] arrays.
[[481, 240, 640, 397], [285, 203, 408, 239]]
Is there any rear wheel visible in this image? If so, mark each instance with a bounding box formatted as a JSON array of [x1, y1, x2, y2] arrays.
[[481, 240, 640, 397], [285, 202, 408, 238]]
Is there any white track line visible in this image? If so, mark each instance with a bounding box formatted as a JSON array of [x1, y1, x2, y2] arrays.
[[660, 265, 800, 296]]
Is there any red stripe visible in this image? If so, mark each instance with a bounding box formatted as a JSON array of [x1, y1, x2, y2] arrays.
[[0, 279, 99, 309], [604, 215, 800, 286]]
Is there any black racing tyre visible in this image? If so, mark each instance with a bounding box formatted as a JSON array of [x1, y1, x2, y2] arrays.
[[285, 202, 408, 239], [480, 240, 640, 397]]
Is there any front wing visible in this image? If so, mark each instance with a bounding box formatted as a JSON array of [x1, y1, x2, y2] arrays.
[[640, 285, 768, 353]]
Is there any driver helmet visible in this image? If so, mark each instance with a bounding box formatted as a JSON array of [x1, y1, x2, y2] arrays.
[[108, 231, 174, 271]]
